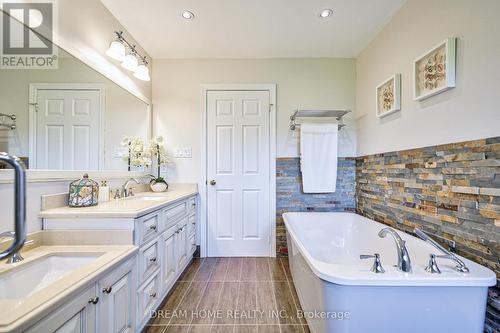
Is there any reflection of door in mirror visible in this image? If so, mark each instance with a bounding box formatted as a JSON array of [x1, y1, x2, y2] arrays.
[[31, 85, 103, 170]]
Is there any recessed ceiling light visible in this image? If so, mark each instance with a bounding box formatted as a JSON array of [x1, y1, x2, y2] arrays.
[[182, 10, 195, 20], [319, 9, 333, 18]]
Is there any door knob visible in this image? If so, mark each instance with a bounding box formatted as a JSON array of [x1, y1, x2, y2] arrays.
[[209, 180, 216, 186]]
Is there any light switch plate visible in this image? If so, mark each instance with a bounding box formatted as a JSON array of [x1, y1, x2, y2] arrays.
[[174, 147, 192, 158], [113, 147, 128, 158]]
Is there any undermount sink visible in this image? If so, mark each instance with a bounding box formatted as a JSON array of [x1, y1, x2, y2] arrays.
[[0, 253, 103, 299], [124, 196, 165, 201]]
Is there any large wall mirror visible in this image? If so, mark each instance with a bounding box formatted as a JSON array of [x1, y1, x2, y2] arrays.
[[0, 34, 150, 172]]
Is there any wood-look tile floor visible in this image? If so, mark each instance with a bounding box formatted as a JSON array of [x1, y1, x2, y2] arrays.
[[145, 257, 310, 333]]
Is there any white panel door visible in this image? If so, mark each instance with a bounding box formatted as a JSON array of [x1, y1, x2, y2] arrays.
[[207, 90, 270, 256], [35, 89, 100, 170]]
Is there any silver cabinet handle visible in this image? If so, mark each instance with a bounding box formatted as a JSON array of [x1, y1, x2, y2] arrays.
[[149, 225, 157, 231], [102, 286, 112, 294], [209, 180, 216, 186], [88, 296, 99, 304], [149, 291, 157, 298], [150, 257, 157, 263]]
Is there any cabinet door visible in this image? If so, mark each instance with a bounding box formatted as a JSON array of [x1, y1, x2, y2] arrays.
[[176, 218, 188, 271], [99, 258, 137, 333], [26, 285, 97, 333], [162, 227, 177, 292]]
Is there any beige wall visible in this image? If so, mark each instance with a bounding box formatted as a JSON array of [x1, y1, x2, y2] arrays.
[[355, 0, 500, 156], [153, 58, 357, 183]]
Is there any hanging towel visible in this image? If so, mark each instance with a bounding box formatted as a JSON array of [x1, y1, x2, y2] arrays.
[[300, 123, 338, 193]]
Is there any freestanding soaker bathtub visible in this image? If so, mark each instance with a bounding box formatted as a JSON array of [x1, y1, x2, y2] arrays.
[[283, 212, 496, 333]]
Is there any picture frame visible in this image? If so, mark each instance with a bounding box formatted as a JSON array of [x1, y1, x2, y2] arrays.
[[413, 37, 456, 101], [376, 73, 401, 118]]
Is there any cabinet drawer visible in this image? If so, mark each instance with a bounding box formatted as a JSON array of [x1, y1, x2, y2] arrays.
[[163, 201, 187, 226], [188, 197, 197, 212], [188, 214, 196, 236], [138, 239, 160, 284], [136, 211, 161, 245], [137, 271, 161, 324]]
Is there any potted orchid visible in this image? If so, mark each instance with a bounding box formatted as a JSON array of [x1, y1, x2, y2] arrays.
[[146, 136, 170, 192], [120, 136, 151, 170]]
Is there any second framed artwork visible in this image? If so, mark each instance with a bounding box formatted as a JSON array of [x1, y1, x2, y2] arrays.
[[413, 37, 457, 101], [376, 73, 401, 118]]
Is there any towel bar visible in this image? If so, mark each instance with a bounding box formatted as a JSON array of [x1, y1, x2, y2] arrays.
[[289, 109, 351, 130]]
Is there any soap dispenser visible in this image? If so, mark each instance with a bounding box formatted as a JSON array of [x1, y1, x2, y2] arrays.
[[99, 180, 110, 203]]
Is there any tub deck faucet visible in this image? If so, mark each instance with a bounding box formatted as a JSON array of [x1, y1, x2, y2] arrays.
[[378, 227, 412, 272]]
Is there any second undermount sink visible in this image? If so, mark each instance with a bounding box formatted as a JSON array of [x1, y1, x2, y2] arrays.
[[0, 253, 103, 299], [124, 195, 165, 201]]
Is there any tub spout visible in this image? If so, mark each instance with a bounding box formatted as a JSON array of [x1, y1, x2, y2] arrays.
[[378, 227, 412, 273]]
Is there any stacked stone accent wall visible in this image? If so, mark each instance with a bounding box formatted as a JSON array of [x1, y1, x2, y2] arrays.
[[355, 137, 500, 332], [276, 157, 356, 256]]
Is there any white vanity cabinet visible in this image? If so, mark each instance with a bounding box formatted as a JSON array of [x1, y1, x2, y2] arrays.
[[41, 193, 198, 332], [25, 285, 98, 333], [134, 195, 198, 331], [98, 257, 137, 333], [25, 257, 137, 333]]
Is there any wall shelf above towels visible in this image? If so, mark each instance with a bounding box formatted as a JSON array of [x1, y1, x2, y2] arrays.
[[289, 109, 351, 130]]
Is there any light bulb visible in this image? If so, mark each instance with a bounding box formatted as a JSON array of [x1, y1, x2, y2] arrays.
[[106, 40, 125, 61]]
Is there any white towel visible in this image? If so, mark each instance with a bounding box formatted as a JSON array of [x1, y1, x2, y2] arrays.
[[300, 123, 338, 193]]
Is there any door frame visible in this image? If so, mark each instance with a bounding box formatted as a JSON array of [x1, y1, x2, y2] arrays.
[[28, 83, 106, 169], [200, 84, 277, 258]]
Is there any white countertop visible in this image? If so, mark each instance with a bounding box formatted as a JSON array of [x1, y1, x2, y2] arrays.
[[39, 185, 198, 219]]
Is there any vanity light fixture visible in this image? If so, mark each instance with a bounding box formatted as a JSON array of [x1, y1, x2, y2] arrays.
[[106, 31, 151, 81], [319, 9, 333, 18], [121, 49, 139, 72], [181, 10, 195, 20], [134, 56, 151, 81]]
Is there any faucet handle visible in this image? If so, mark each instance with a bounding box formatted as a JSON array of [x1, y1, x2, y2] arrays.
[[425, 254, 442, 274], [128, 187, 134, 196], [360, 253, 385, 273], [113, 189, 121, 199]]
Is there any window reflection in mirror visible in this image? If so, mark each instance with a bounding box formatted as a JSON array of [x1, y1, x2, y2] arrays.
[[0, 42, 149, 171]]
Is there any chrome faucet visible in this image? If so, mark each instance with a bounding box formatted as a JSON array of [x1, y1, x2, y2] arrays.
[[415, 228, 469, 273], [0, 153, 27, 262], [378, 227, 412, 272], [121, 178, 140, 198], [0, 231, 33, 263]]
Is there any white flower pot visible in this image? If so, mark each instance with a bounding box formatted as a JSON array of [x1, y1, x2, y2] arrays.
[[150, 181, 168, 192]]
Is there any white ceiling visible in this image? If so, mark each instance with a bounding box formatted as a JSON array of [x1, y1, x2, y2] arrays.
[[100, 0, 406, 59]]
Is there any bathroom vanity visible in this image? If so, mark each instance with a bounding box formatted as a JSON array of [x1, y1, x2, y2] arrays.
[[36, 186, 198, 332]]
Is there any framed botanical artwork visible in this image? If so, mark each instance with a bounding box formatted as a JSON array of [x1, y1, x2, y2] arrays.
[[376, 73, 401, 118], [414, 37, 456, 101]]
